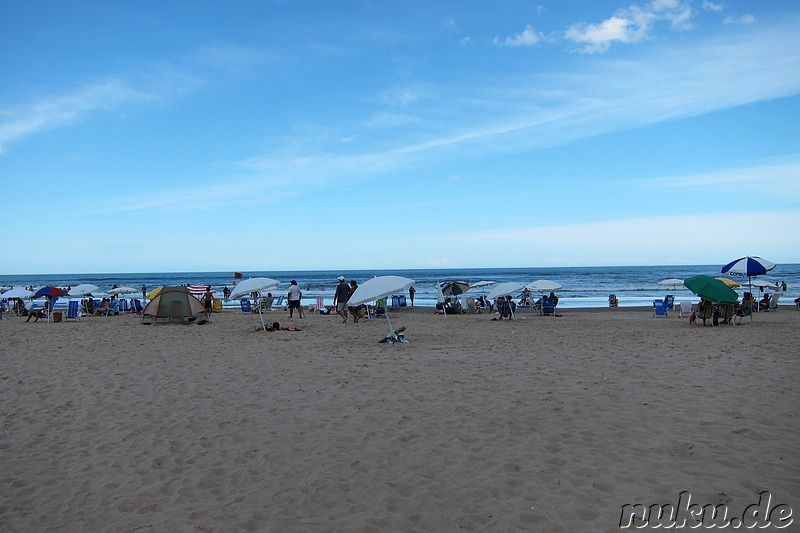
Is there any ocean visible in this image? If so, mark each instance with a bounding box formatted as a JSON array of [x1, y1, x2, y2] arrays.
[[2, 265, 798, 309]]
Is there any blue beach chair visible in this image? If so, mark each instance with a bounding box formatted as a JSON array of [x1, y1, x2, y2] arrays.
[[65, 300, 81, 321], [653, 299, 669, 317]]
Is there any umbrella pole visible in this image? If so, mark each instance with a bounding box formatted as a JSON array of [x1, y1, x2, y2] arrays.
[[256, 292, 266, 331], [385, 308, 395, 338]]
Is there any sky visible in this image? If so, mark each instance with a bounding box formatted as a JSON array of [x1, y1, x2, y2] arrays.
[[2, 0, 799, 275]]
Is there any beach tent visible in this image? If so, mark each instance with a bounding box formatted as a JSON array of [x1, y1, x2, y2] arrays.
[[141, 286, 206, 323]]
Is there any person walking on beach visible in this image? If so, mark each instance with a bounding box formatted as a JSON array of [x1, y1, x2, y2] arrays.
[[334, 276, 350, 323], [409, 285, 416, 306], [287, 280, 303, 318]]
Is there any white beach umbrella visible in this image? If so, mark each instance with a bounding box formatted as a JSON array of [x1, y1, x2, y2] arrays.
[[228, 278, 281, 300], [228, 277, 281, 330], [487, 282, 526, 299], [526, 279, 562, 293], [349, 276, 415, 340], [469, 280, 496, 289], [658, 278, 684, 290], [108, 286, 139, 295], [1, 288, 33, 299], [741, 280, 779, 291], [69, 284, 100, 297]]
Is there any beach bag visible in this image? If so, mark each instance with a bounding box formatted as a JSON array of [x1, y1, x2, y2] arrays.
[[689, 312, 696, 323]]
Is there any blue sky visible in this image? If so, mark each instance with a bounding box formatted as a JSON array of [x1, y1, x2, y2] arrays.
[[2, 0, 799, 274]]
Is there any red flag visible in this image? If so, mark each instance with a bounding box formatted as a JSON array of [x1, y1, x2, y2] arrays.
[[234, 272, 243, 279]]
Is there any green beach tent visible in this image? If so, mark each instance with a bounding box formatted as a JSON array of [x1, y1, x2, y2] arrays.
[[141, 286, 206, 324]]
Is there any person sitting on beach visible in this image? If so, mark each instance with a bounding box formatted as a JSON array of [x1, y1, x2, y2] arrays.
[[519, 288, 532, 306], [25, 301, 49, 322], [93, 298, 112, 316], [737, 292, 756, 312], [12, 298, 28, 316], [434, 297, 458, 314], [549, 292, 559, 306], [758, 293, 771, 312]]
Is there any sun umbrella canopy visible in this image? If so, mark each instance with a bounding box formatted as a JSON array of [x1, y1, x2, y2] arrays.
[[34, 286, 65, 298], [526, 279, 562, 293], [108, 286, 139, 295], [348, 276, 415, 306], [721, 256, 776, 278], [715, 277, 740, 288], [439, 281, 470, 296], [1, 288, 33, 299], [469, 280, 496, 289], [487, 282, 526, 299], [658, 278, 684, 289], [684, 275, 739, 304], [69, 284, 100, 296], [228, 278, 281, 300], [741, 280, 779, 291]]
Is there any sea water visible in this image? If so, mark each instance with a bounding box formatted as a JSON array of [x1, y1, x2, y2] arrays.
[[2, 265, 798, 309]]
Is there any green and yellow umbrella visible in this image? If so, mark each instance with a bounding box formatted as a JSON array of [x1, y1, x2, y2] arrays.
[[684, 275, 739, 304]]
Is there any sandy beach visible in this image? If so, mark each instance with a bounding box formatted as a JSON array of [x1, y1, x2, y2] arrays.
[[1, 305, 797, 532]]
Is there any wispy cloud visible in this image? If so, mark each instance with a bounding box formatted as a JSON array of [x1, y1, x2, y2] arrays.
[[724, 14, 756, 25], [494, 25, 541, 47], [94, 17, 800, 216], [0, 80, 155, 150], [642, 161, 800, 199], [565, 0, 694, 53]]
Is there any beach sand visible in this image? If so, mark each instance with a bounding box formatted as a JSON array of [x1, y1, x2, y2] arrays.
[[1, 305, 798, 532]]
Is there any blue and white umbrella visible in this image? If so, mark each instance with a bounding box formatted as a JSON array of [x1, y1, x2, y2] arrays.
[[721, 256, 776, 291]]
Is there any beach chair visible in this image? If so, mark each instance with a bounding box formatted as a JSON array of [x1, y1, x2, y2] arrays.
[[652, 299, 668, 318], [131, 299, 144, 314], [768, 293, 780, 311], [678, 301, 692, 318], [65, 300, 81, 321], [390, 295, 408, 309], [313, 297, 325, 313], [698, 300, 713, 325], [463, 296, 478, 313], [664, 295, 675, 310], [718, 303, 734, 325], [541, 297, 556, 316], [212, 298, 223, 313], [0, 299, 7, 319], [272, 296, 285, 310], [240, 299, 251, 313], [373, 298, 387, 317], [259, 296, 273, 312], [733, 303, 757, 325]]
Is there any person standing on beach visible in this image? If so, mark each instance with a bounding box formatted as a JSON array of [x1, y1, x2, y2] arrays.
[[287, 280, 303, 318], [409, 285, 416, 306], [334, 276, 350, 323], [203, 286, 214, 317], [141, 285, 147, 299]]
